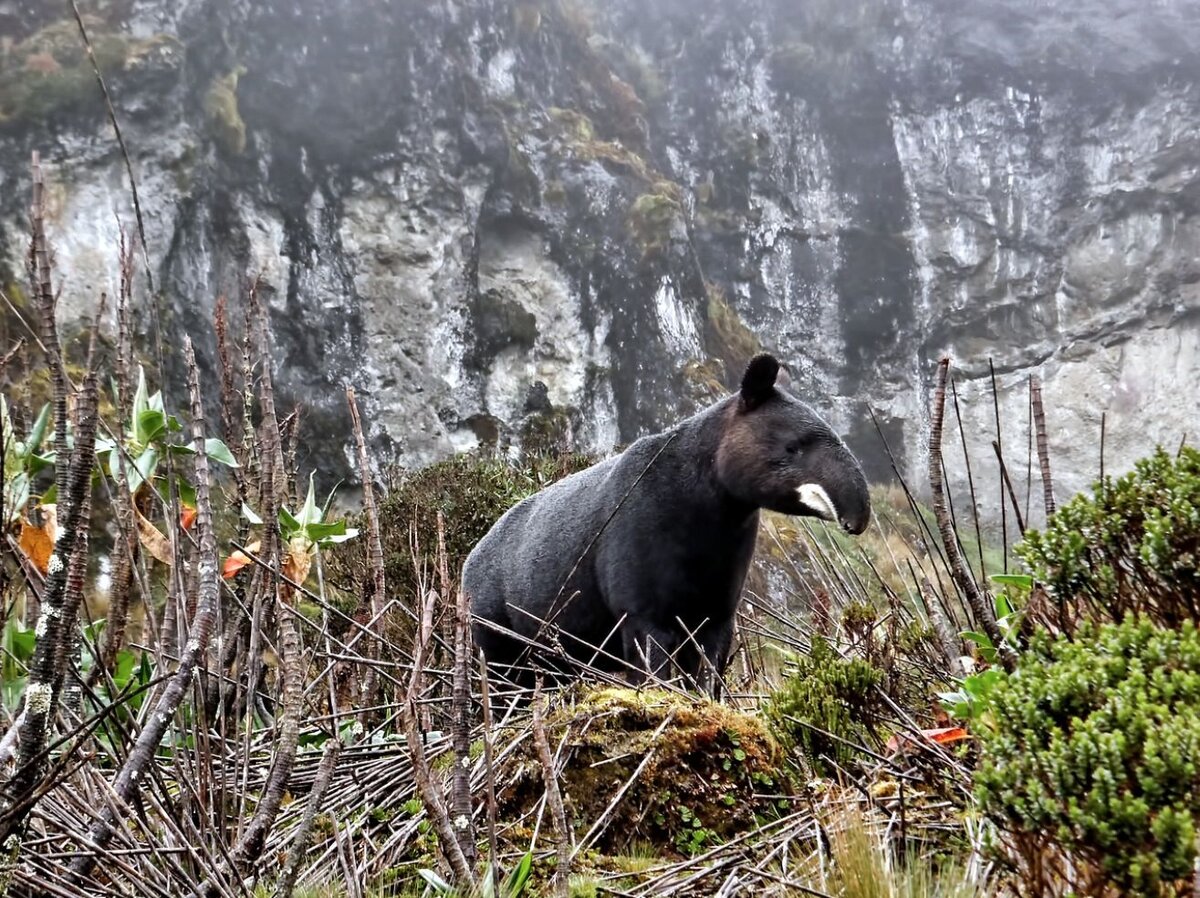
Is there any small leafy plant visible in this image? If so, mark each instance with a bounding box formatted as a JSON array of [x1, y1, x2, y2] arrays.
[[1017, 445, 1200, 629], [975, 616, 1200, 896], [764, 636, 882, 773], [227, 474, 358, 589], [1, 397, 52, 525], [418, 850, 533, 898], [939, 574, 1030, 725], [96, 365, 238, 496]]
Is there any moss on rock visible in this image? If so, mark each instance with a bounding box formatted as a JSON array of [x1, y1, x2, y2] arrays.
[[704, 283, 761, 384], [498, 686, 794, 857], [627, 185, 683, 257], [0, 17, 179, 127], [204, 65, 248, 156]]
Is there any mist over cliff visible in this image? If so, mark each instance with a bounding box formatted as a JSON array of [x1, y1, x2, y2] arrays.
[[1, 0, 1197, 524]]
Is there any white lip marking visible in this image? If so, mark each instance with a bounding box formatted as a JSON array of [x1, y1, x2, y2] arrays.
[[797, 484, 838, 522]]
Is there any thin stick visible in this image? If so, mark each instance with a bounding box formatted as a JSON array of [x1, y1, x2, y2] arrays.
[[479, 652, 500, 898], [402, 589, 474, 884], [929, 358, 1001, 649], [448, 514, 476, 870], [989, 359, 1008, 572], [346, 387, 387, 711], [992, 440, 1026, 536], [532, 679, 571, 896]]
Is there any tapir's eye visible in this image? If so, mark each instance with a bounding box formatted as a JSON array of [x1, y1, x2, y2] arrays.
[[785, 441, 801, 455]]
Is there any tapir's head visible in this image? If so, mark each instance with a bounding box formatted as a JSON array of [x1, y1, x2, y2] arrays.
[[714, 353, 872, 534]]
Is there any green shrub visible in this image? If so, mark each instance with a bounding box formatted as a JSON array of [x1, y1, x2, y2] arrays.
[[328, 450, 595, 620], [1017, 446, 1200, 629], [763, 636, 882, 774], [975, 616, 1200, 896]]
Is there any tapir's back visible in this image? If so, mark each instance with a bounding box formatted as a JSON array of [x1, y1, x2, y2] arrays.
[[463, 451, 627, 665]]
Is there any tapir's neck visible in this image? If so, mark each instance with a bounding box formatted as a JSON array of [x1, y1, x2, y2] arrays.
[[665, 400, 761, 527]]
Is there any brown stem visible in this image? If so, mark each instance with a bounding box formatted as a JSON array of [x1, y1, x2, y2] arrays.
[[988, 359, 1008, 572], [346, 387, 386, 710], [93, 239, 139, 684], [928, 358, 1002, 649], [403, 586, 474, 885], [992, 440, 1026, 536], [29, 153, 68, 509], [225, 283, 300, 874], [479, 652, 500, 897], [446, 513, 477, 869], [274, 723, 341, 898], [533, 680, 571, 896], [1030, 375, 1056, 519], [0, 165, 100, 864], [67, 338, 220, 882]]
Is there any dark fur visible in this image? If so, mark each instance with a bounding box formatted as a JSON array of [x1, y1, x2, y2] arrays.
[[463, 354, 871, 692]]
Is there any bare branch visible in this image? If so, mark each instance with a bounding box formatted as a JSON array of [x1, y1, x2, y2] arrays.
[[928, 357, 1002, 649], [532, 680, 571, 896], [67, 337, 221, 882], [1030, 375, 1056, 518]]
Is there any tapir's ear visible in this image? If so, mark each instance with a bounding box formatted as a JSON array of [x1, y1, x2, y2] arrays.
[[740, 353, 779, 410]]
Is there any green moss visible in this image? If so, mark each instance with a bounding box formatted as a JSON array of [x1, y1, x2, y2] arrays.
[[548, 106, 595, 143], [704, 284, 761, 384], [204, 65, 248, 156], [497, 686, 793, 856], [545, 106, 655, 182], [542, 178, 568, 205], [0, 19, 178, 127], [568, 876, 599, 898], [627, 186, 683, 257]]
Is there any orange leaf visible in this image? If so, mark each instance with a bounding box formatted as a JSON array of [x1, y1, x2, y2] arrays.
[[222, 552, 251, 579], [928, 726, 970, 745], [180, 505, 197, 531], [17, 504, 57, 574], [885, 726, 971, 756], [136, 509, 173, 566], [222, 541, 260, 580]]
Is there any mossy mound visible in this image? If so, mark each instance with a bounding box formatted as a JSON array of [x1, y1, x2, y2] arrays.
[[498, 687, 794, 857]]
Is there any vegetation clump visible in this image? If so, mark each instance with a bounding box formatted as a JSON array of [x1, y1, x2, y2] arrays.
[[704, 284, 762, 386], [331, 451, 594, 621], [975, 616, 1200, 897], [0, 17, 178, 127], [627, 186, 683, 258], [763, 636, 883, 775], [203, 65, 248, 155], [1017, 446, 1200, 630], [498, 687, 793, 857], [545, 106, 654, 181]]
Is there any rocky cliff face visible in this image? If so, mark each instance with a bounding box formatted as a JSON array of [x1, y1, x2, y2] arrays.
[[1, 0, 1197, 525]]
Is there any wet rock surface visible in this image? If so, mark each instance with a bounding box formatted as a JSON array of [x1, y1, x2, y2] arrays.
[[1, 0, 1197, 521]]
